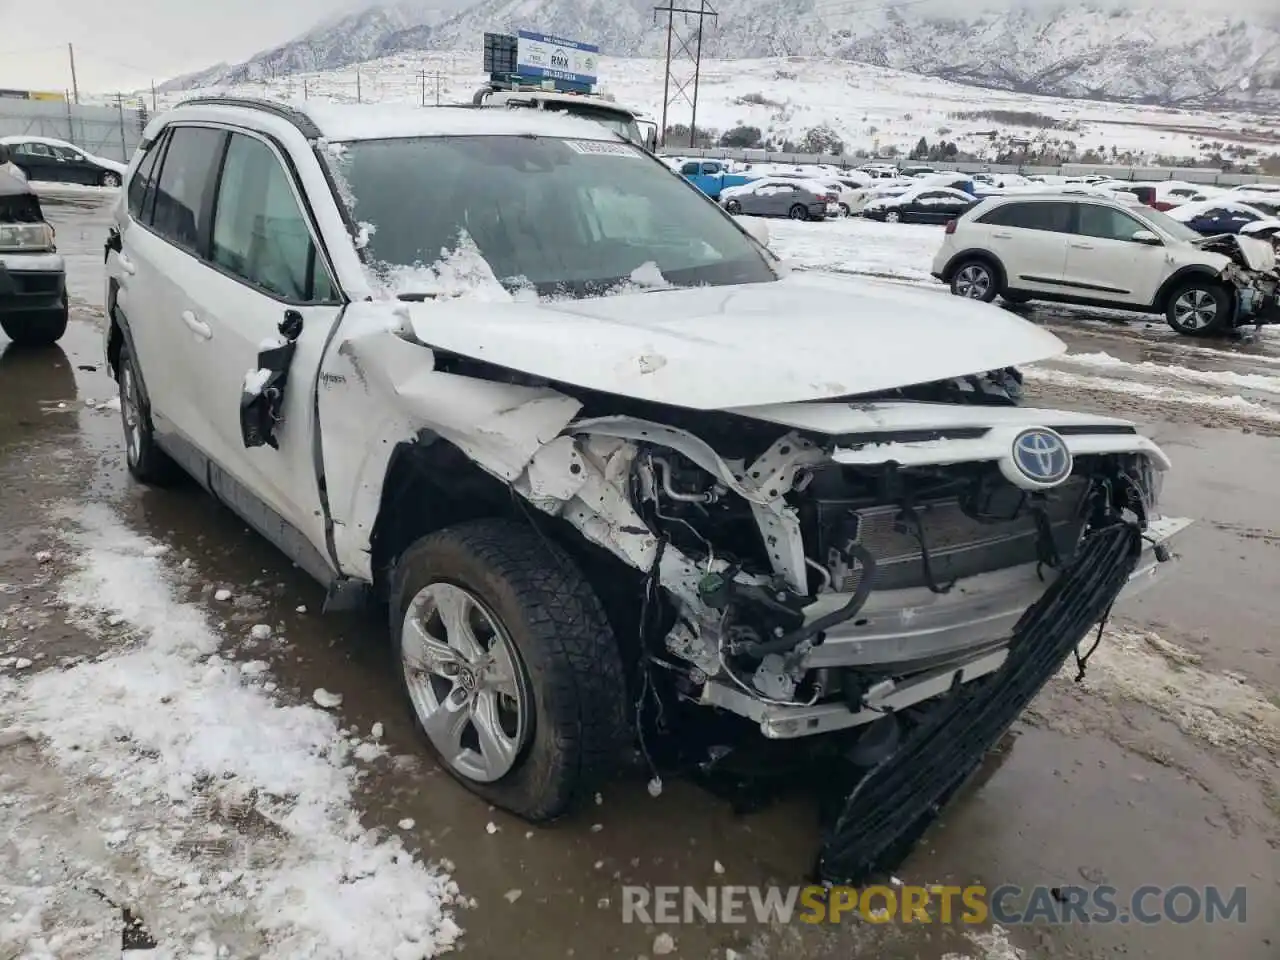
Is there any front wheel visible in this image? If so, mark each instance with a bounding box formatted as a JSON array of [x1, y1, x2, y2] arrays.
[[949, 259, 999, 302], [0, 302, 67, 347], [725, 199, 742, 215], [838, 203, 851, 217], [100, 170, 122, 188], [1166, 280, 1231, 336], [885, 211, 902, 224], [789, 204, 808, 220], [392, 519, 630, 821]]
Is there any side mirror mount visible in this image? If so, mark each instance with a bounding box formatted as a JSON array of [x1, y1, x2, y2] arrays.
[[1131, 229, 1162, 245], [740, 215, 770, 248]]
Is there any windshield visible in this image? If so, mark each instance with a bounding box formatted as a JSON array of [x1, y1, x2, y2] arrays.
[[1141, 207, 1208, 243], [328, 135, 777, 299]]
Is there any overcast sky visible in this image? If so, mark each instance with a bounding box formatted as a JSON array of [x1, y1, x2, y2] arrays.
[[0, 0, 1272, 94], [0, 0, 360, 92]]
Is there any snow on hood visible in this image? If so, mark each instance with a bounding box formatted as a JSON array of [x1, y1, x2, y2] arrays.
[[397, 271, 1065, 410]]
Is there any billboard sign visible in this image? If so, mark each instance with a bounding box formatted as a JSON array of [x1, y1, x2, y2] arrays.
[[515, 31, 599, 86]]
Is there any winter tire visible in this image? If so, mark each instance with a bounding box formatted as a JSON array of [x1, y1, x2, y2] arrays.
[[838, 203, 850, 217], [725, 199, 742, 214], [1165, 279, 1231, 336], [391, 518, 630, 821], [1, 300, 67, 347], [949, 259, 999, 303], [788, 204, 808, 220], [100, 171, 122, 188], [885, 211, 902, 223], [117, 340, 182, 484]]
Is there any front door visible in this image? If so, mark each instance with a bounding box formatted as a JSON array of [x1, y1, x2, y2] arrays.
[[1062, 203, 1172, 306]]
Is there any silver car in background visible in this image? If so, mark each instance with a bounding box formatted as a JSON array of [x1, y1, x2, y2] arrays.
[[721, 177, 834, 220]]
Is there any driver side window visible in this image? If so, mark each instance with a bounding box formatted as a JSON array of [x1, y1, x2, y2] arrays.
[[1077, 205, 1147, 242]]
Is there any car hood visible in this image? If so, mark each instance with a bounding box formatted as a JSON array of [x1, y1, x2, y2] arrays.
[[397, 271, 1065, 411], [86, 153, 127, 174]]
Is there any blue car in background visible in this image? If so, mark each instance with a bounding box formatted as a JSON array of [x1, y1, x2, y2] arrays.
[[676, 160, 755, 200], [1170, 199, 1279, 236]]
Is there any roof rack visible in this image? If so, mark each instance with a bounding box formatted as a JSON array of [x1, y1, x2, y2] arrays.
[[173, 96, 323, 140]]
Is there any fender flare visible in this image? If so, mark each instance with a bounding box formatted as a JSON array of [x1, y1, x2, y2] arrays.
[[105, 288, 154, 412], [1152, 265, 1227, 311]]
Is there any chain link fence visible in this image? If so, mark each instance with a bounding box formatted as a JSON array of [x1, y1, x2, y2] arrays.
[[0, 97, 148, 163]]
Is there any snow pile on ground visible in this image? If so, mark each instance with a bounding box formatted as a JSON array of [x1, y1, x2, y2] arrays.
[[1059, 626, 1280, 755], [0, 503, 462, 959], [767, 217, 940, 284]]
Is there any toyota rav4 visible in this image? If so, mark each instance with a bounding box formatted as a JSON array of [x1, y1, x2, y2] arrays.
[[104, 98, 1189, 883]]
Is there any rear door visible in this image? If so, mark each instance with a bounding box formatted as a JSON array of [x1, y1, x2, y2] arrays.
[[1063, 203, 1177, 306], [121, 123, 228, 444], [972, 200, 1073, 292], [12, 141, 60, 182], [177, 128, 342, 548]]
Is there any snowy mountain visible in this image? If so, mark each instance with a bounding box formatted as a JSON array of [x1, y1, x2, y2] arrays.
[[162, 0, 1280, 110]]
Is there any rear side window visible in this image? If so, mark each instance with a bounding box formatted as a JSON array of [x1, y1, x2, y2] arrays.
[[680, 162, 699, 176], [151, 125, 226, 253], [210, 132, 336, 303], [127, 139, 164, 221], [979, 201, 1072, 233]]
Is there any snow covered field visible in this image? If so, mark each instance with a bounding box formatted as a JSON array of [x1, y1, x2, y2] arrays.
[[145, 52, 1280, 165]]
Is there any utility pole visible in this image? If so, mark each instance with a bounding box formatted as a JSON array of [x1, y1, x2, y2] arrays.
[[67, 43, 80, 104], [303, 77, 309, 100], [418, 69, 444, 106], [150, 80, 157, 112], [356, 67, 362, 104], [653, 0, 717, 149]]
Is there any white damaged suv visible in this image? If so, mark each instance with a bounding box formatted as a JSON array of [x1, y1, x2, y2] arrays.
[[104, 98, 1189, 884]]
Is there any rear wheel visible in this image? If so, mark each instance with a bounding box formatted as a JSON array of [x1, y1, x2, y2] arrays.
[[1166, 279, 1231, 336], [725, 199, 742, 215], [100, 170, 122, 188], [949, 259, 999, 303], [117, 340, 182, 484], [838, 202, 850, 217], [391, 519, 630, 821], [789, 204, 808, 221]]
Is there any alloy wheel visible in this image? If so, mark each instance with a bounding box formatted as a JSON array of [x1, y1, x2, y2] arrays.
[[401, 582, 530, 783], [1172, 289, 1218, 330], [954, 265, 992, 299]]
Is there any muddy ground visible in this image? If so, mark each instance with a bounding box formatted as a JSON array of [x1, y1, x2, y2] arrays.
[[1, 191, 1277, 959]]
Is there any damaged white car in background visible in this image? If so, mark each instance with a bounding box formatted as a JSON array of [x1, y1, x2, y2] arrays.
[[104, 98, 1190, 885]]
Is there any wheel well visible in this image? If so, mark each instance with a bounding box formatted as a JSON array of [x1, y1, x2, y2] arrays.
[[1153, 268, 1227, 312], [368, 439, 649, 677], [944, 251, 1006, 289]]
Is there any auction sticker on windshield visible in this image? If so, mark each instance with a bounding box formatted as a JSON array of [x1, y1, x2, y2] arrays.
[[563, 140, 642, 157]]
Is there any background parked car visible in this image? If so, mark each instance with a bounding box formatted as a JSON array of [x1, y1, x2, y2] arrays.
[[862, 186, 978, 224], [1168, 199, 1271, 235], [0, 136, 126, 188], [721, 178, 833, 220]]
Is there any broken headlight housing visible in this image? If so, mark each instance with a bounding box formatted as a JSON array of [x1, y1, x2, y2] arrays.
[[0, 222, 55, 253]]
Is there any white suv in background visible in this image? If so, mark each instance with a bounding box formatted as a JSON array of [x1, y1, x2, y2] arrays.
[[932, 194, 1280, 336]]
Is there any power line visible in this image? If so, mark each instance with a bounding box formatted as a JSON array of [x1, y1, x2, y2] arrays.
[[655, 0, 718, 149]]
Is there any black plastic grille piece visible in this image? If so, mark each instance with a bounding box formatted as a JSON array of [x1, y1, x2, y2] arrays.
[[817, 520, 1142, 884]]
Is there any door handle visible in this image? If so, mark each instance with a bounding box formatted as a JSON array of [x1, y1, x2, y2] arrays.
[[1070, 243, 1094, 249], [117, 253, 136, 275], [991, 232, 1013, 239], [181, 310, 211, 340]]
